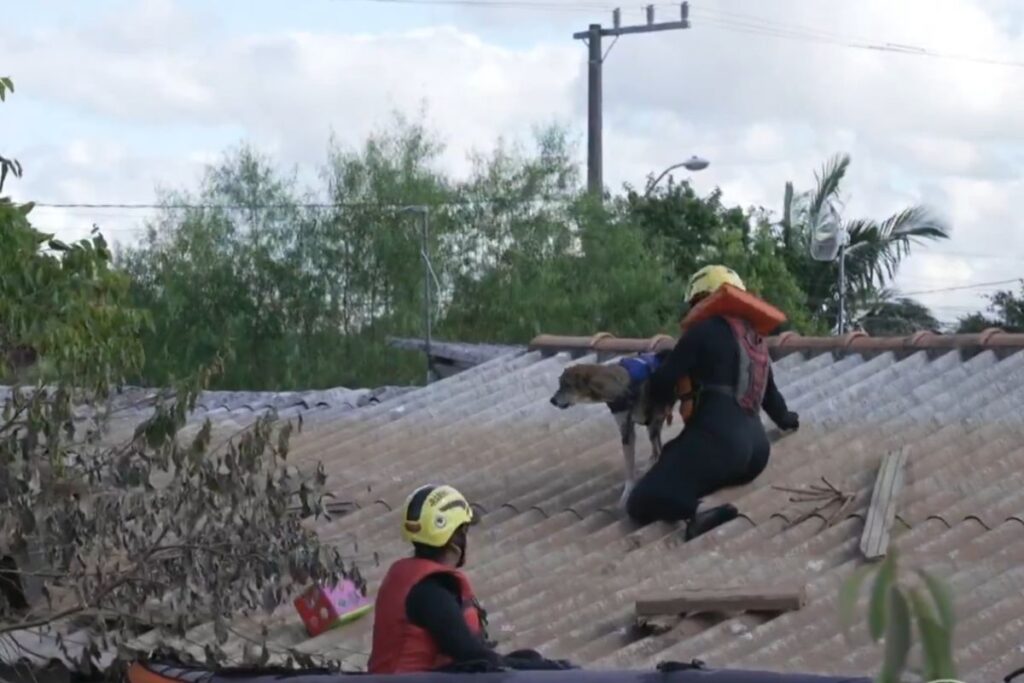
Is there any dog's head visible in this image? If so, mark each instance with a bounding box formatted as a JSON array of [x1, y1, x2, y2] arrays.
[[549, 364, 622, 409]]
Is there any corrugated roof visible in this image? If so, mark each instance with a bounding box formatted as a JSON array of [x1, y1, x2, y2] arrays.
[[10, 331, 1024, 681], [0, 383, 417, 447], [387, 338, 524, 367]]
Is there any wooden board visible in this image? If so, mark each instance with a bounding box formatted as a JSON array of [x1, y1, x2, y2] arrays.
[[635, 586, 807, 617], [860, 446, 909, 560]]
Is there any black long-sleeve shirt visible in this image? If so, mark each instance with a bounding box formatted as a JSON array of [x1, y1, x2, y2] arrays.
[[648, 316, 790, 427], [405, 574, 560, 671], [405, 574, 500, 666]]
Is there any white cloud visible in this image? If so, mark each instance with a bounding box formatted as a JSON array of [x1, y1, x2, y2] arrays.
[[4, 0, 1024, 320]]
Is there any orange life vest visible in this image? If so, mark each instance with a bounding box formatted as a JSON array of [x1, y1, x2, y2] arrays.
[[675, 284, 786, 421], [367, 558, 484, 674]]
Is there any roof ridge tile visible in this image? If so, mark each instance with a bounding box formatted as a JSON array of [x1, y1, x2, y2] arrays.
[[530, 328, 1024, 355]]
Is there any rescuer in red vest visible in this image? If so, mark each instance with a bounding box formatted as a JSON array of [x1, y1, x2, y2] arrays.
[[626, 265, 800, 539], [368, 484, 574, 674]]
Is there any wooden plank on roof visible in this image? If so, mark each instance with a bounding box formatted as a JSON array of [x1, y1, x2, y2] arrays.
[[860, 446, 909, 560], [635, 586, 807, 617]]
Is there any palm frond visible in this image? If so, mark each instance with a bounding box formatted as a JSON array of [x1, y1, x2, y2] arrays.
[[842, 207, 949, 291], [878, 206, 950, 241], [809, 153, 850, 218]]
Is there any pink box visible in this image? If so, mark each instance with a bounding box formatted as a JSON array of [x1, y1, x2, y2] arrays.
[[294, 578, 372, 637]]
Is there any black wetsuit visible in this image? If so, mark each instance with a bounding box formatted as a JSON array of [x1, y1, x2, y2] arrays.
[[405, 574, 569, 671], [626, 316, 797, 526]]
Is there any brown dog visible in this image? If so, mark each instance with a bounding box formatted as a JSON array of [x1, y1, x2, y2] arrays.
[[549, 353, 674, 508]]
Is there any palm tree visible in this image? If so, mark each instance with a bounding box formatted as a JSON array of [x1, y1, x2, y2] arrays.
[[780, 154, 950, 333]]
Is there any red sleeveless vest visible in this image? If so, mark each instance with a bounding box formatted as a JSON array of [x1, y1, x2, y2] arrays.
[[367, 558, 483, 674]]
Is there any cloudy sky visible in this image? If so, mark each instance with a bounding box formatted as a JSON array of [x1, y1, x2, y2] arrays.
[[5, 0, 1024, 324]]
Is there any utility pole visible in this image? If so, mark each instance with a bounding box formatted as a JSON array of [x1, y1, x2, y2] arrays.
[[402, 205, 437, 385], [574, 3, 691, 199], [418, 206, 434, 384]]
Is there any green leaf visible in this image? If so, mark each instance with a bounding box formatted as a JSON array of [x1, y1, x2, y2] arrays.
[[869, 553, 897, 641], [878, 586, 911, 683], [838, 564, 874, 638], [916, 568, 955, 631], [909, 587, 957, 681]]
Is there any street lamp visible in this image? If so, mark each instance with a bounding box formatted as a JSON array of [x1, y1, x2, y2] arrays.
[[644, 155, 710, 196]]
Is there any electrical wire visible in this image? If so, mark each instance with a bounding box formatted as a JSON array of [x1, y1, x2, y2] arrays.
[[897, 278, 1023, 297], [336, 0, 1024, 69], [26, 205, 1024, 268], [694, 13, 1024, 68], [29, 197, 575, 211], [337, 0, 609, 11]]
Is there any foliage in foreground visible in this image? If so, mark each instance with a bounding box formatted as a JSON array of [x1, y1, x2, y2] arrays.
[[840, 550, 957, 683], [0, 363, 354, 672]]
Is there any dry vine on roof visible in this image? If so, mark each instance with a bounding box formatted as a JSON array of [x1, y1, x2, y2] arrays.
[[773, 477, 856, 528]]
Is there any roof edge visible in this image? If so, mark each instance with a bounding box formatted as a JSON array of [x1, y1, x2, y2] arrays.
[[529, 328, 1024, 356]]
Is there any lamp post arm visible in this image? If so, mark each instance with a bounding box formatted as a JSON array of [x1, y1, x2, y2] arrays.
[[644, 162, 687, 197]]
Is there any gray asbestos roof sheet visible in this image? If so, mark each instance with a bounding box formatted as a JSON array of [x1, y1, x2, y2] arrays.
[[10, 345, 1024, 681]]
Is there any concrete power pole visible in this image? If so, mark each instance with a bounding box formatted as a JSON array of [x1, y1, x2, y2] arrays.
[[574, 3, 691, 199]]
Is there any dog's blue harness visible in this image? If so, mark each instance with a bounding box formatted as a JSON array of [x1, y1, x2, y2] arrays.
[[619, 353, 662, 383], [608, 353, 663, 413]]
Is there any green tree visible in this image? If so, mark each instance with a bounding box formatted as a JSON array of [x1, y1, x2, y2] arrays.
[[437, 126, 682, 340], [856, 296, 940, 336], [122, 118, 690, 387], [780, 154, 950, 332], [120, 144, 321, 389], [621, 182, 817, 333], [956, 284, 1024, 333], [119, 117, 456, 390], [0, 78, 147, 393], [440, 195, 682, 340], [0, 77, 20, 194]]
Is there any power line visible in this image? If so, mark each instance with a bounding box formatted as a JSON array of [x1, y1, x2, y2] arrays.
[[337, 0, 608, 11], [689, 6, 877, 45], [898, 278, 1023, 297], [685, 4, 1024, 68], [30, 197, 575, 210], [694, 13, 1024, 68], [338, 0, 1024, 69]]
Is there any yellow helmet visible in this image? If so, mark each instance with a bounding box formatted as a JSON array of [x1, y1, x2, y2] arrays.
[[401, 484, 474, 547], [685, 265, 745, 303]]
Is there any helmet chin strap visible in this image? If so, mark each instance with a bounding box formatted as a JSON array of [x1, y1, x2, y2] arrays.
[[452, 529, 468, 568]]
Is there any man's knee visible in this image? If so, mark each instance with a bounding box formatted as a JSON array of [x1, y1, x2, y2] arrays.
[[744, 448, 770, 482], [625, 484, 652, 524], [626, 483, 693, 524]]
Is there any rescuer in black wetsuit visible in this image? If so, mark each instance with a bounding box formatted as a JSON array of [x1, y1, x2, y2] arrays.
[[625, 266, 799, 540], [368, 484, 574, 674], [403, 569, 559, 671]]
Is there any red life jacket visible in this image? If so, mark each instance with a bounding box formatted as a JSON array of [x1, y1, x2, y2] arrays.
[[367, 558, 484, 674], [676, 284, 784, 422], [721, 315, 770, 414]]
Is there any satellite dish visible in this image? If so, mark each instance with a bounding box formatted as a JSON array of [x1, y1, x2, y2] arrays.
[[809, 201, 847, 262]]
